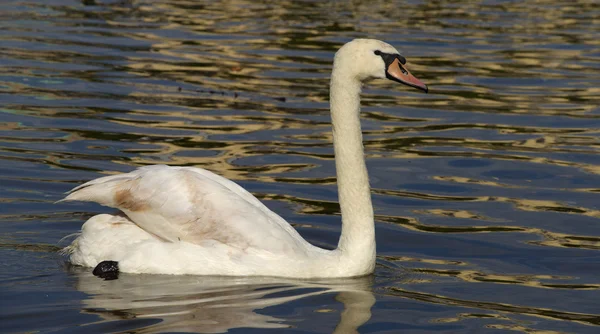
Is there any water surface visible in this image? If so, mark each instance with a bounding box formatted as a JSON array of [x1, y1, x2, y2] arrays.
[[1, 0, 600, 333]]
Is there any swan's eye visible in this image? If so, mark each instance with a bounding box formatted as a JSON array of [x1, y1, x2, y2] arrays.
[[397, 54, 407, 65], [374, 50, 407, 66]]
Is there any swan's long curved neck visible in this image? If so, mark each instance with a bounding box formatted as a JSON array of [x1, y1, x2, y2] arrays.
[[330, 69, 376, 273]]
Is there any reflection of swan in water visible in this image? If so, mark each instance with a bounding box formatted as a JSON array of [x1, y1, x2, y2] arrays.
[[60, 38, 427, 277], [71, 268, 375, 333]]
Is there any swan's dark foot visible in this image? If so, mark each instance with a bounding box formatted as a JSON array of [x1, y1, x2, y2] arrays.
[[93, 260, 119, 280]]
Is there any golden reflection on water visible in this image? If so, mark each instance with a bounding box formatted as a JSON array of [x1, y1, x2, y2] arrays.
[[387, 287, 600, 327]]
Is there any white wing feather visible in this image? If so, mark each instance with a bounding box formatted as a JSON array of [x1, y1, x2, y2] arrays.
[[63, 165, 311, 255]]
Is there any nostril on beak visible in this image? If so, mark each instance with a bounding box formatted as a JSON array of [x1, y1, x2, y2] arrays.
[[399, 64, 408, 75]]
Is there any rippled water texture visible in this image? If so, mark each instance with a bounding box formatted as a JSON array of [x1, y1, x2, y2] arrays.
[[1, 0, 600, 332]]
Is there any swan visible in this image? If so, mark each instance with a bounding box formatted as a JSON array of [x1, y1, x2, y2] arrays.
[[60, 39, 428, 278]]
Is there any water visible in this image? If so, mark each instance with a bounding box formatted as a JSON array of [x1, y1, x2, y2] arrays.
[[1, 0, 600, 332]]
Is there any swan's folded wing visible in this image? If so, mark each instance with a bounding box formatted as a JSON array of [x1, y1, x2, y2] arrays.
[[62, 165, 309, 254]]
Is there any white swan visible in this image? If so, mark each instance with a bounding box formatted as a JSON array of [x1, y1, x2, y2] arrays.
[[61, 39, 428, 278]]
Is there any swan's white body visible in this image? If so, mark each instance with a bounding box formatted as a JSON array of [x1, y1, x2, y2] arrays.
[[62, 39, 427, 278]]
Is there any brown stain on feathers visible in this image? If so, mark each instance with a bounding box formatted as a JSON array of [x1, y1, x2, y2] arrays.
[[114, 179, 149, 211], [115, 188, 149, 211]]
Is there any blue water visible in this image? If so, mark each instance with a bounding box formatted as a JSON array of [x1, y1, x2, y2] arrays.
[[1, 0, 600, 332]]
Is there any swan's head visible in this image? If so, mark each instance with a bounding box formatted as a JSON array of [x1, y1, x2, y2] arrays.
[[333, 39, 428, 93]]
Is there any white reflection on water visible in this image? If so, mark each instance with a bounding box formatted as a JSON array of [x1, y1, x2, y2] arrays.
[[71, 269, 375, 333]]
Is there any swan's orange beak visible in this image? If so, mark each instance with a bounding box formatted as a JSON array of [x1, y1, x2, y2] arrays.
[[386, 58, 428, 93]]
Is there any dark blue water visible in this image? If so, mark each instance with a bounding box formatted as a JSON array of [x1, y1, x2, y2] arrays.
[[1, 0, 600, 332]]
